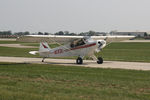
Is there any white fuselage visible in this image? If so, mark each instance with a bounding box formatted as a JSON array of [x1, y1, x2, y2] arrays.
[[39, 40, 97, 58]]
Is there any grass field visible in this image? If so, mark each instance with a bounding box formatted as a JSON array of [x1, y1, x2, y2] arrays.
[[0, 62, 149, 100], [97, 42, 150, 62], [21, 43, 60, 48], [0, 41, 59, 58], [0, 46, 38, 57], [0, 41, 60, 48]]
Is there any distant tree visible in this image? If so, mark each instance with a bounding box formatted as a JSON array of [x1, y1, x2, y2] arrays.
[[54, 32, 58, 35], [38, 32, 43, 35], [59, 31, 64, 35], [14, 31, 30, 35], [0, 31, 12, 35], [88, 30, 96, 36], [79, 32, 86, 36], [44, 32, 49, 35], [78, 31, 96, 36], [144, 32, 148, 37], [55, 31, 64, 35], [24, 31, 30, 35], [64, 31, 69, 35], [69, 33, 77, 36]]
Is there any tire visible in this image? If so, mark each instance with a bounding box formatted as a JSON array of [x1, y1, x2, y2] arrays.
[[76, 57, 83, 64], [97, 57, 103, 64]]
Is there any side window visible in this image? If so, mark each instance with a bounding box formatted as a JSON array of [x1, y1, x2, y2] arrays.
[[70, 39, 85, 48]]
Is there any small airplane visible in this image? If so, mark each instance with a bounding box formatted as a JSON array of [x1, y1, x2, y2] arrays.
[[29, 36, 106, 64]]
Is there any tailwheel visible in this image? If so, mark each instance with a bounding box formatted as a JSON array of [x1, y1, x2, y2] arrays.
[[76, 57, 83, 64], [97, 57, 103, 64], [42, 57, 46, 62]]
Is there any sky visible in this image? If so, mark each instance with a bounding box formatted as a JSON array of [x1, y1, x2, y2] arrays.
[[0, 0, 150, 33]]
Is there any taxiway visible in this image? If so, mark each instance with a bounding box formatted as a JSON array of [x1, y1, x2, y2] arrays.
[[0, 56, 150, 70]]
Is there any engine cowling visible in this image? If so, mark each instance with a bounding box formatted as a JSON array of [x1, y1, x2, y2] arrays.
[[95, 40, 106, 52]]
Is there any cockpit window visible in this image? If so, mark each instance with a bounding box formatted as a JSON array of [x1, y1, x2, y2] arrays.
[[70, 39, 85, 48]]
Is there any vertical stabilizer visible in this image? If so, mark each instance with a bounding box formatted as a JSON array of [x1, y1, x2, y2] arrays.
[[39, 42, 51, 52]]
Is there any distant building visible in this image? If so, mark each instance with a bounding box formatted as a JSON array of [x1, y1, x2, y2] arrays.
[[110, 32, 148, 37]]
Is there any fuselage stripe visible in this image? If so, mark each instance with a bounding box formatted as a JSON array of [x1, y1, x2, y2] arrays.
[[49, 43, 96, 54]]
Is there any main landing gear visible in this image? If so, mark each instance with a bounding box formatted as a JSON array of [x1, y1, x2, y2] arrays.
[[76, 57, 83, 64], [97, 57, 103, 64], [76, 56, 103, 64]]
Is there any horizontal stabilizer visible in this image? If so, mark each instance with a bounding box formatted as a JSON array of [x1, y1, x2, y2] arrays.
[[29, 51, 39, 55]]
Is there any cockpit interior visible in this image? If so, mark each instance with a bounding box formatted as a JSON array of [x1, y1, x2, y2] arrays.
[[70, 39, 85, 48]]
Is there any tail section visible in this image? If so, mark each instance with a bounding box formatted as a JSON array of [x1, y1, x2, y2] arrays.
[[29, 42, 51, 55], [39, 42, 51, 52]]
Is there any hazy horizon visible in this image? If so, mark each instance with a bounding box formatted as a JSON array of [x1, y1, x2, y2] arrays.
[[0, 0, 150, 33]]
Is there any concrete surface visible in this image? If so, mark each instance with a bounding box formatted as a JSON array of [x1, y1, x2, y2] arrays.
[[0, 44, 37, 48], [0, 38, 16, 41], [0, 56, 150, 70]]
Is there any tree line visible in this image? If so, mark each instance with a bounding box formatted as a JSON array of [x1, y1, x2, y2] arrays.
[[0, 30, 107, 36], [38, 30, 106, 36], [0, 31, 30, 35]]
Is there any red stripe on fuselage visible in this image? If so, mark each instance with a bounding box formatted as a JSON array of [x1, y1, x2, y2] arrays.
[[71, 43, 96, 50], [50, 43, 96, 54]]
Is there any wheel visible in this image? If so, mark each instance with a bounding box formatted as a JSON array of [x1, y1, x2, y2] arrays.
[[76, 57, 83, 64], [97, 57, 103, 64]]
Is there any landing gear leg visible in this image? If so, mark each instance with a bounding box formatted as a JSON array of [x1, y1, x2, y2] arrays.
[[97, 57, 103, 64], [91, 55, 103, 64], [42, 57, 46, 62], [76, 57, 83, 64]]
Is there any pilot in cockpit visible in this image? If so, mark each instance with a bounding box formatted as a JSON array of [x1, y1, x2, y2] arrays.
[[70, 38, 85, 48]]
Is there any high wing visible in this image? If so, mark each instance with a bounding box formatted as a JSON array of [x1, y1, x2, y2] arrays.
[[18, 35, 135, 44]]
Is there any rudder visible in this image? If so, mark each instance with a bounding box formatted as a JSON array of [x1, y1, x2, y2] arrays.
[[39, 42, 51, 52]]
